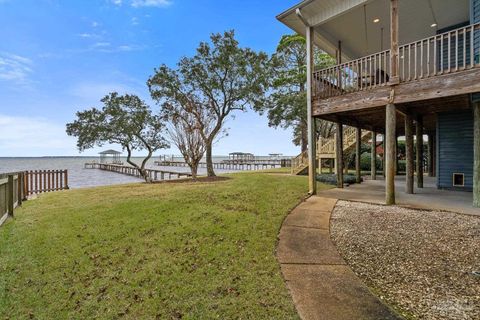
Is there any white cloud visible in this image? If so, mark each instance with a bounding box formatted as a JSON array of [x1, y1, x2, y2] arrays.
[[131, 17, 139, 25], [84, 42, 145, 53], [0, 52, 33, 85], [107, 0, 172, 8], [131, 0, 172, 8], [0, 114, 76, 156], [93, 41, 111, 48], [78, 33, 98, 38]]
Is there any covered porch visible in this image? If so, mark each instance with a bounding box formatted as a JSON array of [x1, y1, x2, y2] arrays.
[[277, 0, 480, 207], [318, 176, 477, 216]]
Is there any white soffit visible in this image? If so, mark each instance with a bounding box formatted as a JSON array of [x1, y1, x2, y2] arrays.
[[277, 0, 470, 60]]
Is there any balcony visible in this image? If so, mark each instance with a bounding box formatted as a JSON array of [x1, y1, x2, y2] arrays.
[[313, 22, 480, 112]]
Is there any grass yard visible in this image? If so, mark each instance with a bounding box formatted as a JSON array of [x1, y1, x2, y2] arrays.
[[0, 172, 321, 319]]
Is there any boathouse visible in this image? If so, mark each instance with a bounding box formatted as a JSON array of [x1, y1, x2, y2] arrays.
[[278, 0, 480, 207], [99, 149, 123, 165]]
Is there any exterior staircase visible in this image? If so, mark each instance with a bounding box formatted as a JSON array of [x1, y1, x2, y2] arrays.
[[291, 127, 371, 175]]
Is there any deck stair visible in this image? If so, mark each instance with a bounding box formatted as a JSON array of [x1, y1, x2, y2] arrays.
[[291, 127, 371, 175]]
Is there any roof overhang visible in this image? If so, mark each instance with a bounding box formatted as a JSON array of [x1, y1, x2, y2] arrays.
[[277, 0, 470, 60]]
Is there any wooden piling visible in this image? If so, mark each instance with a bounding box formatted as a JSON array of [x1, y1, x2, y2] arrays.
[[385, 104, 396, 205], [355, 127, 361, 183], [416, 115, 424, 188], [371, 131, 377, 180], [405, 113, 414, 194]]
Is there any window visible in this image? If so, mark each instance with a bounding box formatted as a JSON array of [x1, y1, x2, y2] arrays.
[[452, 173, 465, 187]]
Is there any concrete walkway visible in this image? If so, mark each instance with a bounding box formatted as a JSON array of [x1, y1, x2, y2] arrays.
[[277, 197, 401, 320], [318, 176, 479, 216]]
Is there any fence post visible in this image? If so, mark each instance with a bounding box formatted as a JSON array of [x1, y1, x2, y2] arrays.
[[23, 171, 29, 200], [17, 172, 24, 206], [64, 170, 69, 189], [7, 175, 14, 217]]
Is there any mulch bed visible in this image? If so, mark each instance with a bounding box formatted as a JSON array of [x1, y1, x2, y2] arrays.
[[330, 200, 480, 320]]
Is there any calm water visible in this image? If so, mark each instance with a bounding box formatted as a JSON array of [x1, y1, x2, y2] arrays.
[[0, 156, 236, 189]]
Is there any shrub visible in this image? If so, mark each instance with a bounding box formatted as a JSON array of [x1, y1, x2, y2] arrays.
[[360, 153, 382, 171], [316, 174, 362, 185]]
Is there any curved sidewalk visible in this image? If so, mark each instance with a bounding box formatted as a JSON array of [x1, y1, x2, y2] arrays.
[[277, 196, 402, 320]]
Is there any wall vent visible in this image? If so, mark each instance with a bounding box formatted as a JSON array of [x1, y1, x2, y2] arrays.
[[452, 173, 465, 187]]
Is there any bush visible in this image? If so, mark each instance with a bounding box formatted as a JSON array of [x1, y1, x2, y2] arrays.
[[360, 153, 382, 171], [316, 174, 362, 185], [397, 159, 406, 173]]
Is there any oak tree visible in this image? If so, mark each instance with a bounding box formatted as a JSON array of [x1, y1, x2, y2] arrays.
[[66, 92, 169, 182], [148, 30, 269, 177]]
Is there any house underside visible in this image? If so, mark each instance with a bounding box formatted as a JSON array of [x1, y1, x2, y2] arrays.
[[278, 0, 480, 207]]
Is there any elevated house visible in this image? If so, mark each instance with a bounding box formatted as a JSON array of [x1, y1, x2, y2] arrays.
[[278, 0, 480, 207]]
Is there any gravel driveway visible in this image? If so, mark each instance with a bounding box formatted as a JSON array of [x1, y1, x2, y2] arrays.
[[330, 200, 480, 320]]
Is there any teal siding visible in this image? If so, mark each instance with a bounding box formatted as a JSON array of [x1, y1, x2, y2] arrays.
[[437, 112, 474, 191], [438, 22, 470, 69]]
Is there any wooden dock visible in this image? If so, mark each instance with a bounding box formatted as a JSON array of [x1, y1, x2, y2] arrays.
[[154, 159, 291, 170], [85, 163, 193, 181]]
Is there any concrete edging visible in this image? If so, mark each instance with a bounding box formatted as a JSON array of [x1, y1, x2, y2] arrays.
[[276, 196, 402, 320]]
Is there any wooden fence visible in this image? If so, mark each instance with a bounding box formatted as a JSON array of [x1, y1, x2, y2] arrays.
[[0, 170, 69, 226], [23, 170, 69, 196], [0, 172, 24, 225]]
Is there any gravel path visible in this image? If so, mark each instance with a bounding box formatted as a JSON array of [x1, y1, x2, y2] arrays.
[[330, 201, 480, 320]]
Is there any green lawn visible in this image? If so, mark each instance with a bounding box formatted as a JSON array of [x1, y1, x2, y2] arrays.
[[0, 172, 328, 319]]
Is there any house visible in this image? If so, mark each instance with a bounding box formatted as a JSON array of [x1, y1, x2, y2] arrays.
[[278, 0, 480, 207]]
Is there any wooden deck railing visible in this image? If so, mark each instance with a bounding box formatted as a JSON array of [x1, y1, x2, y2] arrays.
[[399, 22, 480, 82], [314, 49, 391, 98], [313, 22, 480, 100], [24, 170, 69, 196]]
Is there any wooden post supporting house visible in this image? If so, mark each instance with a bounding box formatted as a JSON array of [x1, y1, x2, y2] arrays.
[[356, 127, 361, 183], [474, 102, 480, 208], [416, 115, 424, 188], [336, 123, 344, 188], [371, 131, 377, 180], [305, 25, 317, 195], [389, 0, 400, 84], [384, 0, 399, 204], [386, 104, 396, 204], [405, 113, 414, 194]]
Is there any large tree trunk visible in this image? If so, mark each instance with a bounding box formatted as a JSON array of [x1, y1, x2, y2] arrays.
[[205, 142, 215, 177], [139, 150, 153, 183], [125, 145, 153, 183], [190, 162, 199, 180]]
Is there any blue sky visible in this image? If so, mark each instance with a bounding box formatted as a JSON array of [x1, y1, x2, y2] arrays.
[[0, 0, 300, 157]]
